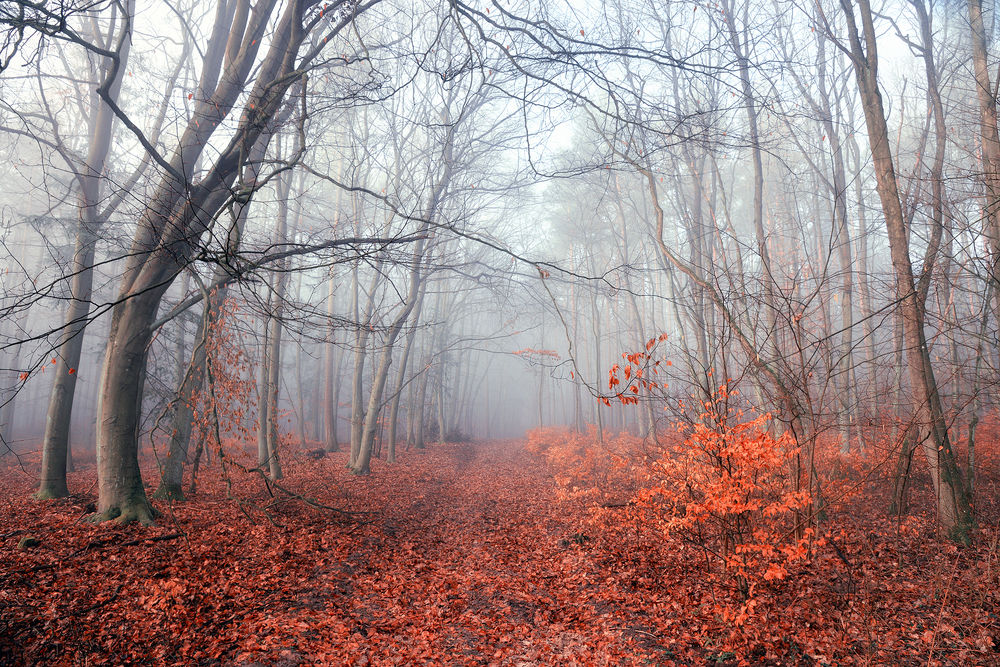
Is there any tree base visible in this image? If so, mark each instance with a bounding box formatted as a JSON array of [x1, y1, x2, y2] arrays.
[[947, 519, 974, 547], [35, 485, 70, 501], [88, 499, 158, 526], [151, 483, 185, 501]]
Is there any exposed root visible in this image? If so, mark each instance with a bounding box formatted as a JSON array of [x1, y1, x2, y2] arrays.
[[87, 499, 158, 526]]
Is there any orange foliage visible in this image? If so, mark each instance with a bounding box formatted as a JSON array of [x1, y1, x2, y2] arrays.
[[635, 396, 812, 602], [5, 429, 1000, 663], [526, 426, 640, 505]]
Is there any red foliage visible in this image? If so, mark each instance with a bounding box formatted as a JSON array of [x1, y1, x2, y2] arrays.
[[633, 404, 812, 604], [2, 426, 999, 665], [523, 416, 1000, 664]]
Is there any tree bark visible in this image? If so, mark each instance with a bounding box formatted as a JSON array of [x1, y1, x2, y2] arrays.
[[841, 0, 972, 541], [37, 3, 133, 499], [386, 282, 426, 462], [968, 0, 1000, 329], [91, 0, 358, 522]]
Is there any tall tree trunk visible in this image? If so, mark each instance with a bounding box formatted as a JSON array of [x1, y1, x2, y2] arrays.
[[261, 166, 299, 482], [37, 225, 99, 498], [323, 159, 346, 452], [257, 307, 271, 470], [37, 4, 133, 498], [353, 238, 428, 474], [842, 0, 973, 541], [348, 261, 381, 467], [968, 0, 1000, 329]]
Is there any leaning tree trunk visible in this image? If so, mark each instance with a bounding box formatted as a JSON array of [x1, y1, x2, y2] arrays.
[[843, 0, 972, 542], [348, 259, 383, 467], [353, 253, 427, 474], [154, 126, 272, 500]]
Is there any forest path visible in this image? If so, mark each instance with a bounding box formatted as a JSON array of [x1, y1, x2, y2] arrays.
[[326, 440, 665, 664], [5, 439, 999, 665], [0, 439, 675, 666]]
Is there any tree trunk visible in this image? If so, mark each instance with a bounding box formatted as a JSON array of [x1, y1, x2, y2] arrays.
[[843, 0, 973, 541], [323, 159, 346, 452], [352, 258, 426, 473], [37, 4, 133, 498], [153, 292, 209, 501], [257, 302, 271, 471], [414, 359, 429, 450], [37, 226, 99, 498], [261, 166, 298, 482], [323, 312, 341, 453], [387, 283, 426, 462], [94, 287, 163, 524], [968, 0, 1000, 329]]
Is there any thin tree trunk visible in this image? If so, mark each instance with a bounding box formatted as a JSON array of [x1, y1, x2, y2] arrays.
[[843, 0, 972, 541], [353, 254, 427, 474], [387, 282, 426, 462], [415, 357, 429, 450], [261, 165, 299, 482], [153, 289, 209, 501]]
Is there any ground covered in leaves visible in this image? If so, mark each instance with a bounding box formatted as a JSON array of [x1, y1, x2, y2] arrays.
[[1, 438, 999, 665]]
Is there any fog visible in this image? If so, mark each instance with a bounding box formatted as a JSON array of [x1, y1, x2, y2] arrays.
[[0, 0, 995, 535]]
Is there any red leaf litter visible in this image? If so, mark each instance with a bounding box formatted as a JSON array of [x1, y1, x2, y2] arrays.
[[2, 434, 999, 666]]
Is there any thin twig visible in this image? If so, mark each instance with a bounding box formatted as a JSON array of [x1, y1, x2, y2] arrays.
[[72, 583, 124, 616]]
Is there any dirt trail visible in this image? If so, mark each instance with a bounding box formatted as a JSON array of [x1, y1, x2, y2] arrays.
[[0, 440, 670, 666], [330, 441, 655, 664]]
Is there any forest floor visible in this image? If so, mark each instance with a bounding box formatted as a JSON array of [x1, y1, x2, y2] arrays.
[[1, 437, 999, 666]]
